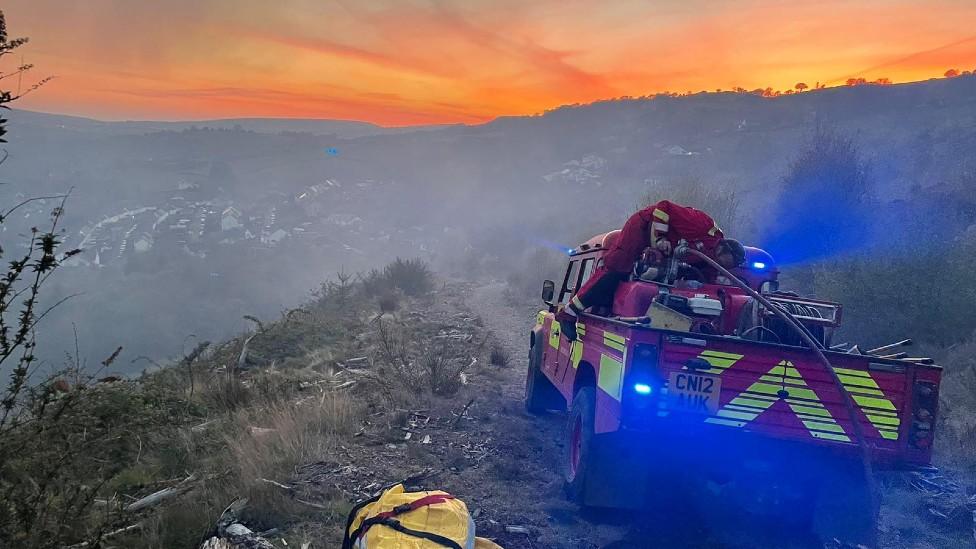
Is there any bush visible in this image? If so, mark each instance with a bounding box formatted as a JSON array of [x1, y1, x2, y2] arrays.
[[377, 291, 401, 313], [489, 346, 511, 368], [383, 258, 434, 297], [766, 126, 872, 263]]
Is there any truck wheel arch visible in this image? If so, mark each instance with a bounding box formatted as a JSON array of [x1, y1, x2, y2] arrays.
[[574, 361, 596, 397]]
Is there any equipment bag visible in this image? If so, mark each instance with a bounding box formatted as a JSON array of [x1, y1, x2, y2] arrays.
[[341, 484, 503, 549]]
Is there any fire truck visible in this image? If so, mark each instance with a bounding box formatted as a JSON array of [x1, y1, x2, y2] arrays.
[[526, 231, 941, 544]]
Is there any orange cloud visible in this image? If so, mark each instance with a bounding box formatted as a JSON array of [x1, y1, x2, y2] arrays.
[[4, 0, 975, 125]]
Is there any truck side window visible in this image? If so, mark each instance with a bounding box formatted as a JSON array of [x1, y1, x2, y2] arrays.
[[578, 258, 595, 288], [558, 260, 580, 304]]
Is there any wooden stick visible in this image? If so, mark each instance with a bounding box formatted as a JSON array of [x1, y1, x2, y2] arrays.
[[124, 473, 198, 512]]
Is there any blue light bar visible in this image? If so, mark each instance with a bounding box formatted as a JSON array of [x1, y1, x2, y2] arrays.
[[752, 261, 767, 270], [633, 383, 653, 395]]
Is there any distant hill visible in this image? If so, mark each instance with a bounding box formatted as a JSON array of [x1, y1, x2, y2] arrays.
[[6, 109, 453, 139]]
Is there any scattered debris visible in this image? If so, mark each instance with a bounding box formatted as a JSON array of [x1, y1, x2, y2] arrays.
[[907, 466, 976, 534], [124, 473, 200, 512]]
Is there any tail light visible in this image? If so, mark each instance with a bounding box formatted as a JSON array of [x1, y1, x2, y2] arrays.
[[909, 381, 938, 449], [622, 344, 662, 425]]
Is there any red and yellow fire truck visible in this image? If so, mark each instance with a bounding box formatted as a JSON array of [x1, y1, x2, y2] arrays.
[[526, 231, 941, 544]]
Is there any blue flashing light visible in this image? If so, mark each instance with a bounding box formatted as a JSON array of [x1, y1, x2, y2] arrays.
[[565, 247, 575, 255], [633, 383, 653, 395], [751, 261, 767, 270]]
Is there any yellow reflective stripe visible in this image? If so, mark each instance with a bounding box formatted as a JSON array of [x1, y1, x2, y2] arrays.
[[844, 386, 885, 397], [837, 374, 881, 389], [653, 208, 669, 222], [570, 296, 584, 309], [709, 361, 852, 444], [851, 395, 897, 411], [790, 404, 833, 418], [696, 350, 744, 371], [702, 350, 745, 360], [834, 367, 870, 378], [598, 354, 624, 401], [835, 368, 900, 439], [571, 340, 584, 370], [759, 375, 809, 387], [726, 403, 767, 414], [708, 224, 719, 236], [576, 322, 586, 336], [812, 432, 852, 442], [604, 332, 625, 345], [865, 408, 898, 417], [717, 409, 758, 421], [749, 382, 820, 401], [801, 419, 846, 434], [705, 417, 746, 427], [603, 336, 626, 353], [786, 398, 823, 408], [730, 397, 776, 409], [548, 321, 560, 350], [536, 311, 547, 326]]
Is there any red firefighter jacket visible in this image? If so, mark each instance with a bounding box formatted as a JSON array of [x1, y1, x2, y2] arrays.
[[603, 200, 723, 273]]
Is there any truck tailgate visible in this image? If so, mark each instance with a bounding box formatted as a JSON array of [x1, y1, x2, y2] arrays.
[[659, 337, 911, 454]]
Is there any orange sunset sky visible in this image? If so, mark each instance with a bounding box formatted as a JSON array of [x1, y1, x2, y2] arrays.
[[4, 0, 976, 126]]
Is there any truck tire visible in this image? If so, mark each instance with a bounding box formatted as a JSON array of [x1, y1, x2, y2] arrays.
[[524, 340, 560, 414], [812, 464, 878, 547], [564, 386, 596, 503]]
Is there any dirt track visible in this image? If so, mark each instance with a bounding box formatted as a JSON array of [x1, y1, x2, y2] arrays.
[[307, 281, 960, 548]]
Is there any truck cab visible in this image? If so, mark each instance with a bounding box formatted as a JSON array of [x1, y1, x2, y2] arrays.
[[526, 231, 941, 545]]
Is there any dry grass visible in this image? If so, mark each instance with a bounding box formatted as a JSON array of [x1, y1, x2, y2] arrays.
[[935, 337, 976, 467], [489, 345, 511, 368], [227, 391, 359, 484]]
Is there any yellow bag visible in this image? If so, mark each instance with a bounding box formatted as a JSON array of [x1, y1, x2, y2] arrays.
[[342, 484, 503, 549]]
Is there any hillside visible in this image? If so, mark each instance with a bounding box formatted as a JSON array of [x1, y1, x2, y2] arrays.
[[2, 75, 975, 373]]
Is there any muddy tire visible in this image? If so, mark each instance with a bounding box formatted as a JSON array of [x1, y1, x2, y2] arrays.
[[564, 387, 596, 503], [525, 340, 560, 414]]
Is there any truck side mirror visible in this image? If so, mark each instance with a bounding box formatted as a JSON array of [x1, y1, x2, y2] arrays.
[[541, 280, 555, 305]]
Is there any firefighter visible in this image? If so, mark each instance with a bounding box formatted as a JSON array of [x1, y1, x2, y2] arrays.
[[556, 200, 744, 340]]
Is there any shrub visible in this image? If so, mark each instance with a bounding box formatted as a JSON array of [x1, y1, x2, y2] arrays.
[[377, 291, 401, 313], [358, 268, 386, 298], [489, 346, 511, 368], [423, 344, 465, 396], [383, 257, 434, 297]]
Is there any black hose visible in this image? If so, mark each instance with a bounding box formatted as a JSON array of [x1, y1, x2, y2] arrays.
[[678, 247, 879, 512]]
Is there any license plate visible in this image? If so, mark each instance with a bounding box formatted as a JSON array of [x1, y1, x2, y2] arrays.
[[668, 371, 721, 414]]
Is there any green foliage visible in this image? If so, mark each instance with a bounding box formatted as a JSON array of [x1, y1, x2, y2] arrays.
[[382, 257, 434, 297], [357, 258, 434, 299], [0, 380, 189, 548], [798, 239, 976, 348]]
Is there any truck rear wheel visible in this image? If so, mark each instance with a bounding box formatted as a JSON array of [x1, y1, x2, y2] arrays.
[[525, 341, 560, 414], [812, 463, 878, 547], [564, 387, 596, 502]]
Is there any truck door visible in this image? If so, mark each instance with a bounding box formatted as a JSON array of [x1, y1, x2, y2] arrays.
[[554, 257, 596, 384], [547, 259, 581, 376]]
